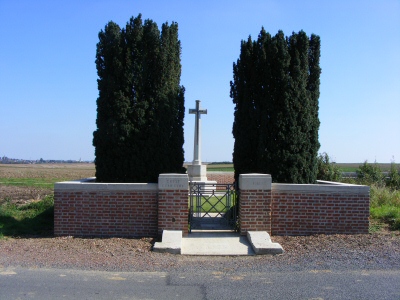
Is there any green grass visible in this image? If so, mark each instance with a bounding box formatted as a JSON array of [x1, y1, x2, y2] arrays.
[[369, 186, 400, 230], [0, 177, 63, 189], [336, 163, 399, 172], [206, 164, 234, 172], [0, 195, 54, 237], [190, 195, 236, 213]]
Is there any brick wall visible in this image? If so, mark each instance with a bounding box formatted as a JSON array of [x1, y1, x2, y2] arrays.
[[158, 190, 189, 236], [157, 174, 189, 236], [239, 189, 272, 235], [207, 172, 234, 184], [54, 180, 158, 237], [55, 174, 370, 238], [238, 174, 272, 235], [271, 183, 370, 235]]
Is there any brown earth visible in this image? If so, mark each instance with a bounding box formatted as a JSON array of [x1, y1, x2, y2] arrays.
[[0, 163, 95, 179], [0, 185, 51, 206], [0, 231, 399, 273], [0, 163, 95, 205]]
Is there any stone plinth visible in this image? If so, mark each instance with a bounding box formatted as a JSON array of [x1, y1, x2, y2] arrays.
[[187, 164, 207, 182]]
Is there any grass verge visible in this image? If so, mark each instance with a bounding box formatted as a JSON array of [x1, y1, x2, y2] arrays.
[[0, 177, 65, 189], [370, 185, 400, 230], [0, 195, 54, 237]]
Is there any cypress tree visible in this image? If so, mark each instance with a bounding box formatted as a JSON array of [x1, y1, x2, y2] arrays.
[[231, 29, 321, 184], [93, 21, 128, 182], [93, 15, 185, 183], [265, 31, 292, 182], [307, 34, 322, 182], [231, 37, 260, 181]]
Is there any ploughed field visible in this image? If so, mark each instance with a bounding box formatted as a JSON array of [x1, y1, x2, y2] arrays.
[[0, 163, 95, 206]]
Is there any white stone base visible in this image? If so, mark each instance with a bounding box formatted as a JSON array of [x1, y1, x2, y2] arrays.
[[187, 164, 208, 181]]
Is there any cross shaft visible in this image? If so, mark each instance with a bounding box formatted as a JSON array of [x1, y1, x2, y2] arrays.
[[189, 100, 207, 165]]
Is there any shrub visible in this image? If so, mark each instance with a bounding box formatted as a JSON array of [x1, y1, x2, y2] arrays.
[[386, 162, 400, 190], [316, 152, 342, 182], [356, 161, 385, 187]]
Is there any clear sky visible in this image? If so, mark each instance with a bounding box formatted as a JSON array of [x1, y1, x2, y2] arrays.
[[1, 0, 399, 163]]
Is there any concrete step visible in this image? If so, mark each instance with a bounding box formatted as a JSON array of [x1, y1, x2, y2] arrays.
[[153, 230, 284, 256], [153, 230, 182, 254], [247, 231, 284, 255], [182, 232, 253, 255]]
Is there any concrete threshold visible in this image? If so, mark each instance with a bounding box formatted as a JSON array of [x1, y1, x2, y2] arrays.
[[182, 231, 254, 256], [153, 230, 284, 256]]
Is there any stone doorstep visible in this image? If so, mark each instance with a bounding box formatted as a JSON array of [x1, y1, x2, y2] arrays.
[[153, 230, 284, 255], [153, 230, 182, 254], [247, 231, 284, 255]]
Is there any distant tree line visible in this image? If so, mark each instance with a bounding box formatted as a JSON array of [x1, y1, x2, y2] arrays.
[[93, 14, 185, 183], [231, 29, 321, 183]]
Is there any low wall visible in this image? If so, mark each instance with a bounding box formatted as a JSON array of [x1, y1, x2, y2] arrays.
[[54, 174, 370, 238], [207, 172, 234, 184], [271, 181, 370, 235], [54, 178, 159, 237]]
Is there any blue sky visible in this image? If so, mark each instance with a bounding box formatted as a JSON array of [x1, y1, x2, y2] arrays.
[[1, 0, 399, 163]]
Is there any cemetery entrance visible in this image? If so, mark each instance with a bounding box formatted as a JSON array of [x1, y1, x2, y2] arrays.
[[189, 182, 238, 232]]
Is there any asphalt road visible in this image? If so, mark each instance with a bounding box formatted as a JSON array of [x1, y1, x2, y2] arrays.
[[1, 267, 399, 300]]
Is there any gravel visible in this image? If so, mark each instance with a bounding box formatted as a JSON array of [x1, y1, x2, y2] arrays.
[[1, 232, 399, 273]]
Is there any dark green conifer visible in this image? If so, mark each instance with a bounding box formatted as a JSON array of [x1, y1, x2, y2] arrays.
[[231, 29, 321, 184], [93, 15, 185, 183]]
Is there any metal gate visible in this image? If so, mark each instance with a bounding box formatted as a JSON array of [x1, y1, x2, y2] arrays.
[[189, 182, 238, 232]]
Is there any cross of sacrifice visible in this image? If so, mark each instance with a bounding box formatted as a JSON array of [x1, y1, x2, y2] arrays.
[[189, 100, 207, 165]]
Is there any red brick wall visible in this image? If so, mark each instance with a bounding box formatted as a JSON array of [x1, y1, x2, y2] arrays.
[[271, 190, 370, 235], [158, 189, 189, 236], [239, 190, 272, 235], [55, 176, 370, 238], [54, 189, 158, 237], [207, 172, 234, 184]]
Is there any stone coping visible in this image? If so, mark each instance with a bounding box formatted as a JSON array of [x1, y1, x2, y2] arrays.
[[158, 173, 189, 190], [239, 174, 272, 190], [55, 178, 158, 191], [272, 181, 369, 194]]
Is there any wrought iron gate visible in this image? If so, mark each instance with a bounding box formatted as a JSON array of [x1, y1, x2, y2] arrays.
[[189, 182, 238, 232]]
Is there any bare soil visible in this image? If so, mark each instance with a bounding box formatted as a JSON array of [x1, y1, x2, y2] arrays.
[[0, 185, 52, 206], [0, 231, 399, 273], [0, 163, 94, 205]]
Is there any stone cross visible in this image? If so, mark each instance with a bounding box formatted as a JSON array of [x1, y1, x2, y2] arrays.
[[189, 100, 207, 165]]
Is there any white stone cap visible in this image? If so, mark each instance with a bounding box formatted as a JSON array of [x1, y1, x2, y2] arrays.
[[272, 182, 369, 194], [239, 174, 272, 190], [54, 178, 158, 191], [158, 173, 189, 190]]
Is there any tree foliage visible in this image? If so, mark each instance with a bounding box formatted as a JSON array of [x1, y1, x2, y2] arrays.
[[93, 14, 185, 183], [316, 152, 342, 182], [231, 29, 321, 183]]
